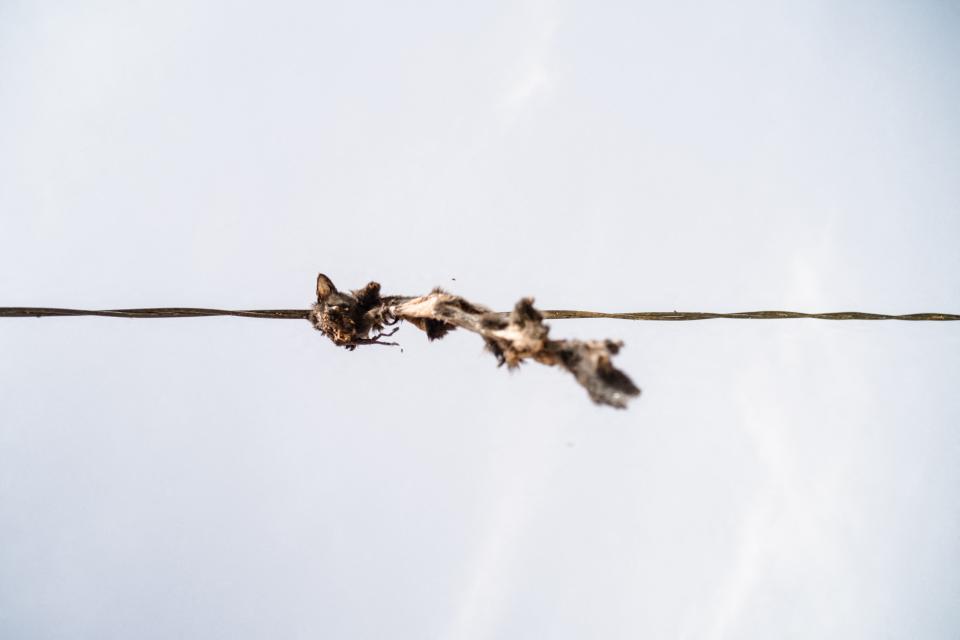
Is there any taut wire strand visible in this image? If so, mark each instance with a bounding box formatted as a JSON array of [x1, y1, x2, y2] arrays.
[[0, 308, 310, 319], [1, 307, 958, 321]]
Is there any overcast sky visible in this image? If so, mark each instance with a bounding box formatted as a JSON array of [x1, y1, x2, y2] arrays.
[[1, 1, 959, 638]]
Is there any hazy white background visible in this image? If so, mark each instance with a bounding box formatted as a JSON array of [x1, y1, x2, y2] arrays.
[[1, 1, 958, 638]]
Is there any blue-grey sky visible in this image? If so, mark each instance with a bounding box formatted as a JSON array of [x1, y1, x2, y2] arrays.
[[1, 1, 959, 638]]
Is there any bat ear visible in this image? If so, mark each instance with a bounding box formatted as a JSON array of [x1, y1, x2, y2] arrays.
[[316, 273, 337, 301]]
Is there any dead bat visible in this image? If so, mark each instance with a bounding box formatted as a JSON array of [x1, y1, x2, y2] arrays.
[[308, 274, 640, 408]]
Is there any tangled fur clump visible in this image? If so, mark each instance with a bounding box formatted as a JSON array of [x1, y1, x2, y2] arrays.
[[308, 274, 640, 408]]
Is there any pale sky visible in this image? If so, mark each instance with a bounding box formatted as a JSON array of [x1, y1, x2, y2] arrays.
[[1, 1, 959, 638]]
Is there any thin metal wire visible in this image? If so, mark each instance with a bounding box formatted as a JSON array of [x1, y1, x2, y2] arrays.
[[1, 307, 957, 321], [540, 310, 960, 321], [0, 308, 309, 319]]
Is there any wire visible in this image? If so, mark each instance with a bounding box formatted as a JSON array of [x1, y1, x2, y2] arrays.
[[539, 310, 960, 321], [0, 308, 309, 319], [1, 307, 957, 321]]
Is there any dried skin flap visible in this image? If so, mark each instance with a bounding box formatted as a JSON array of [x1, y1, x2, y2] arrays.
[[308, 275, 640, 408]]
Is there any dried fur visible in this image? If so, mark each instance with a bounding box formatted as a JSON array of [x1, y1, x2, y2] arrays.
[[307, 274, 640, 407]]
